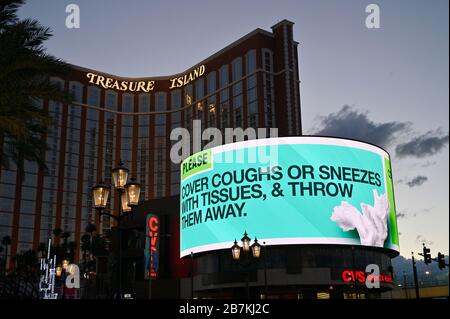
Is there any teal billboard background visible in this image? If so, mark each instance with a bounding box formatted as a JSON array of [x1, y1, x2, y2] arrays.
[[180, 137, 399, 257]]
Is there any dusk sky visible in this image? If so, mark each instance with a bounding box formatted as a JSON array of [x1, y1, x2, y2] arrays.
[[18, 0, 449, 258]]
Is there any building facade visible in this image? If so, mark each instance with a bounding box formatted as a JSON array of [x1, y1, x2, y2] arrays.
[[121, 196, 396, 299], [0, 20, 301, 268]]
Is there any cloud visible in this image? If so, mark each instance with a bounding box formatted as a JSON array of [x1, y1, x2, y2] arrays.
[[397, 212, 406, 219], [312, 106, 410, 148], [420, 161, 437, 168], [396, 129, 449, 158], [412, 207, 432, 217], [396, 207, 432, 219], [406, 175, 428, 187], [407, 161, 437, 169], [415, 235, 433, 246]]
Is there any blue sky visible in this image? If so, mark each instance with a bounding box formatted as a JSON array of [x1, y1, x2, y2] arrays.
[[18, 0, 449, 257]]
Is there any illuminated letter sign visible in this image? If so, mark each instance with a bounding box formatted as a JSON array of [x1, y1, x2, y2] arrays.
[[169, 65, 206, 89], [145, 214, 160, 279], [86, 73, 155, 92], [341, 269, 392, 284]]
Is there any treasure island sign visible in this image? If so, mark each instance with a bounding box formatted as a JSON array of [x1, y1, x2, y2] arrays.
[[86, 65, 205, 92]]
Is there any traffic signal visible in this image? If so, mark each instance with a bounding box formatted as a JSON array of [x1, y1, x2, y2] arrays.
[[437, 252, 446, 270], [423, 245, 432, 264]]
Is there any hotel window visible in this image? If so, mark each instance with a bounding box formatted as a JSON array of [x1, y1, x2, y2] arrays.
[[19, 214, 34, 228], [171, 90, 182, 130], [195, 78, 204, 120], [219, 65, 230, 131], [184, 85, 193, 134], [22, 173, 37, 188], [1, 169, 15, 184], [170, 162, 180, 196], [207, 72, 216, 127], [84, 115, 98, 223], [139, 94, 150, 136], [87, 86, 100, 107], [106, 91, 117, 110], [21, 186, 36, 201], [20, 199, 35, 214], [0, 213, 12, 227], [121, 95, 133, 168], [70, 82, 83, 103], [232, 57, 243, 128], [171, 90, 181, 110], [155, 92, 167, 112], [262, 49, 275, 127], [154, 92, 167, 198], [246, 50, 258, 129], [138, 94, 150, 198], [153, 147, 166, 198], [86, 86, 99, 144], [0, 197, 13, 212], [122, 95, 133, 129], [103, 91, 117, 193]]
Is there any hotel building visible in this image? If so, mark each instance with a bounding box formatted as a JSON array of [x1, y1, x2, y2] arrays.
[[0, 20, 302, 268]]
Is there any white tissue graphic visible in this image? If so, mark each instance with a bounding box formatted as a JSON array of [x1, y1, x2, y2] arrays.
[[330, 189, 390, 247]]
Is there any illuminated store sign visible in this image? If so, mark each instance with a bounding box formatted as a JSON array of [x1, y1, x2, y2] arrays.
[[86, 73, 155, 92], [341, 270, 393, 284], [179, 137, 399, 257], [145, 214, 160, 279], [86, 64, 205, 92]]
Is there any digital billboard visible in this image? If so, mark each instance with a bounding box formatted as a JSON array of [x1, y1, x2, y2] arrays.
[[179, 137, 399, 257]]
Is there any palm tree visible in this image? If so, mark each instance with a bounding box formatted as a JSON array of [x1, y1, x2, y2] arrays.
[[0, 0, 72, 176], [81, 234, 91, 271], [85, 223, 97, 235], [1, 235, 11, 272], [52, 228, 62, 243], [38, 242, 46, 258], [67, 241, 76, 261]]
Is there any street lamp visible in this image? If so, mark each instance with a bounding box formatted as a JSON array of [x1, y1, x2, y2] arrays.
[[125, 178, 141, 207], [91, 160, 141, 299], [251, 238, 261, 258], [241, 231, 251, 252], [111, 161, 129, 190], [230, 231, 260, 299], [231, 240, 241, 260], [92, 182, 109, 209], [56, 266, 62, 277], [56, 260, 70, 299], [62, 259, 69, 270]]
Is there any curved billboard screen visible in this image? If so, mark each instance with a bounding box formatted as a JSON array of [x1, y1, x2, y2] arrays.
[[180, 137, 399, 257]]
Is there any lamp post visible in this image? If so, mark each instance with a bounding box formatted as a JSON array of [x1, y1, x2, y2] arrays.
[[56, 259, 69, 299], [231, 231, 261, 299], [92, 161, 141, 299]]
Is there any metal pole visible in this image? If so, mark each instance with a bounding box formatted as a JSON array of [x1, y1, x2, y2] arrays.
[[411, 253, 420, 299], [190, 252, 194, 299], [403, 271, 408, 299], [263, 242, 268, 298], [118, 189, 122, 300], [148, 234, 152, 299], [351, 245, 358, 299], [245, 252, 250, 299], [62, 271, 66, 299], [148, 270, 152, 299]]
